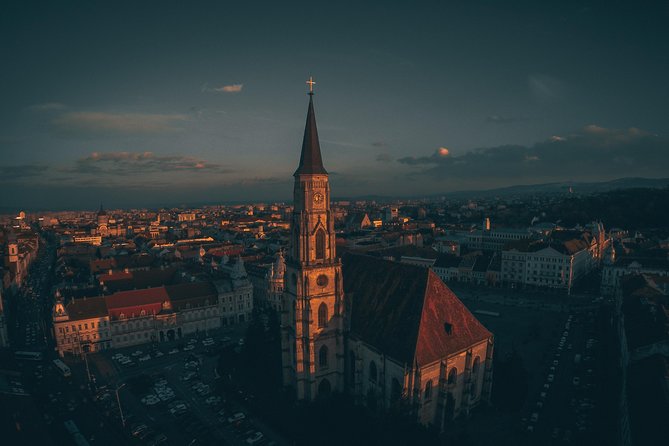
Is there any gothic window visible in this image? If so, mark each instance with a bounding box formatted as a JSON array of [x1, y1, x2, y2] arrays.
[[315, 229, 326, 260], [369, 361, 378, 383], [473, 356, 481, 375], [318, 302, 328, 328], [424, 380, 433, 400], [319, 345, 328, 368], [448, 368, 457, 385]]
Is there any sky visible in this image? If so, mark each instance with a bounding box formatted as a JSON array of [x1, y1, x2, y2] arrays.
[[1, 0, 668, 210]]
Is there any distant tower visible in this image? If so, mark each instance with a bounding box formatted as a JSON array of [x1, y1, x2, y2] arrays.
[[281, 79, 345, 400], [5, 233, 18, 266], [483, 217, 491, 231], [53, 291, 69, 323], [267, 251, 286, 312], [97, 204, 109, 237]]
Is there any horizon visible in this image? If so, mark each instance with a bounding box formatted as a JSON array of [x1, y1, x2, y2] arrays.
[[2, 1, 668, 209]]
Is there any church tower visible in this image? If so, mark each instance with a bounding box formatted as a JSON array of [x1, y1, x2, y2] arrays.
[[281, 79, 345, 400]]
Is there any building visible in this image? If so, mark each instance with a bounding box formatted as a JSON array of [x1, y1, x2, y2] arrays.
[[0, 288, 9, 348], [500, 232, 600, 293], [97, 205, 109, 237], [280, 87, 493, 429], [281, 90, 346, 399], [52, 271, 250, 356]]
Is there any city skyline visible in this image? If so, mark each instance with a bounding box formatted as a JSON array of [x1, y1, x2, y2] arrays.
[[2, 1, 668, 209]]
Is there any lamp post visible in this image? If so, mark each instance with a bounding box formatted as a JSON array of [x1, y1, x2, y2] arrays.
[[114, 383, 126, 428]]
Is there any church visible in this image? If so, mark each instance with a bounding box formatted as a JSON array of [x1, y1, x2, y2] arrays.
[[280, 82, 494, 431]]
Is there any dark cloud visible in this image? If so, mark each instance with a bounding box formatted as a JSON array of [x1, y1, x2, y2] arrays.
[[0, 164, 49, 181], [398, 126, 669, 182], [67, 151, 231, 176]]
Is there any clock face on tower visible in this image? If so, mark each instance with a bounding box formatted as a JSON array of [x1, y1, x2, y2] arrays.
[[313, 192, 324, 205]]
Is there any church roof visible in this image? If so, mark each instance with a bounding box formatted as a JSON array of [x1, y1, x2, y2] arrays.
[[343, 253, 492, 366], [294, 95, 327, 176]]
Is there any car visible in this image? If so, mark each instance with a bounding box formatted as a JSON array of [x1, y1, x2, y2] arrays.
[[246, 432, 264, 445], [131, 424, 148, 436], [228, 412, 246, 424], [131, 350, 143, 357], [238, 338, 245, 346], [168, 348, 179, 355], [552, 360, 559, 366], [222, 336, 232, 343], [184, 344, 195, 351], [539, 392, 547, 399], [205, 396, 221, 405], [154, 351, 164, 358], [139, 355, 151, 362], [530, 412, 539, 422], [573, 377, 581, 386], [547, 374, 554, 383]]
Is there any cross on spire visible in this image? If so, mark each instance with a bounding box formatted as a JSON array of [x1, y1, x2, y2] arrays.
[[306, 76, 316, 95]]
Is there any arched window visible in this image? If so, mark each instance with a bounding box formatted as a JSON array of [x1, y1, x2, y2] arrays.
[[448, 368, 457, 385], [472, 356, 481, 375], [319, 345, 328, 368], [315, 229, 326, 260], [318, 303, 328, 328], [369, 361, 378, 383], [424, 380, 433, 400], [119, 313, 125, 320]]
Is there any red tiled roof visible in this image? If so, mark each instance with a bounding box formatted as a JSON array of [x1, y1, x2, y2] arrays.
[[415, 271, 492, 365], [105, 287, 168, 319], [66, 297, 108, 321], [343, 253, 492, 366]]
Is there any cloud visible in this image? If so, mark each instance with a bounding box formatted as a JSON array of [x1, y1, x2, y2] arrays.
[[397, 125, 669, 182], [398, 147, 451, 165], [486, 114, 516, 124], [68, 151, 231, 175], [27, 102, 68, 112], [203, 83, 244, 93], [53, 112, 188, 135], [376, 153, 393, 163], [0, 164, 49, 181]]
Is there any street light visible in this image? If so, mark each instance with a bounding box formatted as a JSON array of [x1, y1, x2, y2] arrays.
[[114, 383, 126, 428]]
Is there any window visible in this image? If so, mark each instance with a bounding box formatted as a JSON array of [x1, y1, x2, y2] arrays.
[[318, 303, 328, 328], [424, 380, 433, 400], [473, 356, 481, 374], [319, 345, 328, 368], [369, 361, 378, 383], [448, 368, 457, 385], [315, 229, 326, 260], [84, 323, 88, 329]]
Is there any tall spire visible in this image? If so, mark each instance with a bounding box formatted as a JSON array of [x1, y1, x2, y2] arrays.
[[294, 78, 327, 176]]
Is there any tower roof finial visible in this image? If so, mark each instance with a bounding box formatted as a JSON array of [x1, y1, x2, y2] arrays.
[[306, 76, 316, 96]]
